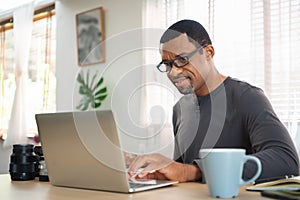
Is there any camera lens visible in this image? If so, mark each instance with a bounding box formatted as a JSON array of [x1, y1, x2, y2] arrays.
[[9, 144, 37, 181]]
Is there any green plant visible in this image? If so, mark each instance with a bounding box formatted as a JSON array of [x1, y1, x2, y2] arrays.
[[76, 70, 107, 110]]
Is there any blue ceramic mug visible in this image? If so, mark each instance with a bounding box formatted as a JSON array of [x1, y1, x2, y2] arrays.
[[199, 148, 262, 198]]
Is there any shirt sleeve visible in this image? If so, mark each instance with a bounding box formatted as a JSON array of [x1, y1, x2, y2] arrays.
[[239, 88, 299, 180]]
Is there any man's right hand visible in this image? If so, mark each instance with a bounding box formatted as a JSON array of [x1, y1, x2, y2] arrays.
[[127, 153, 202, 182]]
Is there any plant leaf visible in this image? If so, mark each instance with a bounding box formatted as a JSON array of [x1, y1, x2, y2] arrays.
[[79, 85, 88, 95], [86, 70, 90, 86], [94, 102, 101, 108], [77, 72, 84, 84], [95, 87, 107, 96], [92, 77, 104, 92], [89, 72, 98, 89], [81, 101, 89, 110], [76, 70, 107, 111], [76, 103, 82, 110], [95, 94, 107, 101]]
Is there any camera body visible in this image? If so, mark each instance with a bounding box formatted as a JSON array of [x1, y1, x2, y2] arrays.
[[34, 145, 49, 181]]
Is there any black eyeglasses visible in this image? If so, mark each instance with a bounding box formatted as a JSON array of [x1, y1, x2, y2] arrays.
[[156, 45, 205, 73]]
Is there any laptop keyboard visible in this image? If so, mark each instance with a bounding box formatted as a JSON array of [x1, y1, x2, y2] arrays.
[[129, 179, 158, 188], [129, 182, 153, 188]]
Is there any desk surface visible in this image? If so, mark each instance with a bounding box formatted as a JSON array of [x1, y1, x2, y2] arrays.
[[0, 174, 267, 200]]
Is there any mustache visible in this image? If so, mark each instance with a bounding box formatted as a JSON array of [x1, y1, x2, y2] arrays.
[[169, 74, 187, 82]]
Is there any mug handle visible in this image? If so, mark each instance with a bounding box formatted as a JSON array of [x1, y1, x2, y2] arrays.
[[239, 155, 262, 186]]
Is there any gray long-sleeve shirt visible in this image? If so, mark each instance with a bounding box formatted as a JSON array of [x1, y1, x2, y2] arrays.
[[172, 77, 299, 181]]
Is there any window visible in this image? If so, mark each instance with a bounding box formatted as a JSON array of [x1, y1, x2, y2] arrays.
[[143, 0, 300, 137], [210, 0, 300, 136], [0, 5, 56, 137]]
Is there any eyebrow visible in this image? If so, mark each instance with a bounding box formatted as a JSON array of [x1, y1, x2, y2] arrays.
[[162, 53, 188, 61], [161, 59, 172, 63], [176, 53, 187, 57]]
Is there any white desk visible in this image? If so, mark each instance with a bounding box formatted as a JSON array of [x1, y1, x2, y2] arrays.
[[0, 174, 267, 200]]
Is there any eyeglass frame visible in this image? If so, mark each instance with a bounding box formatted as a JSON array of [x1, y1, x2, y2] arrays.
[[156, 45, 206, 73]]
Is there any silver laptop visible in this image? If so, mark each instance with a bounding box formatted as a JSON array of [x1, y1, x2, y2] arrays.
[[35, 110, 178, 193]]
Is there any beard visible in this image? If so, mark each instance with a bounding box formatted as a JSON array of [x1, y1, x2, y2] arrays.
[[177, 84, 193, 94], [169, 74, 194, 95], [169, 75, 194, 95]]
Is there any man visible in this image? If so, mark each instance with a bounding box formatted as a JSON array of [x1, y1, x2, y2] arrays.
[[128, 20, 299, 182]]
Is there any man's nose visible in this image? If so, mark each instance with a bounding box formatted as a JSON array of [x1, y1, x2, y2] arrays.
[[168, 65, 184, 76]]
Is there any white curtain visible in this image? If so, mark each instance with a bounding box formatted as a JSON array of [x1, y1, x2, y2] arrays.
[[140, 0, 185, 157], [141, 0, 185, 125], [4, 2, 34, 148], [207, 0, 300, 138]]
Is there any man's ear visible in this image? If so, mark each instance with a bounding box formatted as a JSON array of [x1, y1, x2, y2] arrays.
[[205, 45, 215, 60]]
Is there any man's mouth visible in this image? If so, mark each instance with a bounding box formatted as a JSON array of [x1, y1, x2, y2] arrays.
[[173, 76, 191, 87]]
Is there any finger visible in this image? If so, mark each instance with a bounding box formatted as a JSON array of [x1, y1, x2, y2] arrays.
[[138, 165, 157, 178], [137, 172, 156, 180], [128, 155, 148, 175], [137, 171, 166, 180], [124, 153, 136, 167]]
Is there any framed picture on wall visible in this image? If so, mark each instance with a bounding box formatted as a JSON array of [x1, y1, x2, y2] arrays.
[[76, 7, 105, 66]]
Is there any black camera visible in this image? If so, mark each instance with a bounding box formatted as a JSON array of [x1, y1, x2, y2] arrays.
[[9, 144, 49, 181], [34, 145, 49, 182], [9, 144, 37, 181]]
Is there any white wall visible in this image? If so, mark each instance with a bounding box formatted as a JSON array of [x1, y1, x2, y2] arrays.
[[56, 0, 174, 157], [56, 0, 143, 112], [56, 0, 167, 155]]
